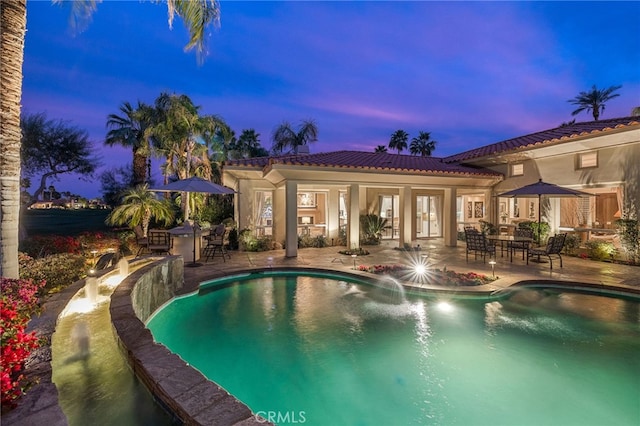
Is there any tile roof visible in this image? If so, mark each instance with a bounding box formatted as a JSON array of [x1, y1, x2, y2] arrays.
[[226, 150, 501, 177], [443, 116, 640, 163]]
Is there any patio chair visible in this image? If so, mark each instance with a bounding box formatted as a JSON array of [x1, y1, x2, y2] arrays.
[[203, 224, 230, 262], [147, 230, 172, 255], [133, 225, 149, 257], [465, 228, 496, 263], [528, 233, 567, 269], [508, 228, 534, 261]]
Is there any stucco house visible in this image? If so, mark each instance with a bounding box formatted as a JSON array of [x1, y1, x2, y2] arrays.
[[222, 116, 640, 257]]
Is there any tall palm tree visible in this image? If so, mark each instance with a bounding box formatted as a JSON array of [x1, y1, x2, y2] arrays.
[[229, 129, 268, 159], [147, 92, 226, 220], [0, 0, 221, 278], [374, 145, 388, 153], [568, 84, 622, 121], [105, 184, 174, 238], [409, 131, 437, 156], [105, 101, 154, 186], [388, 130, 409, 154], [271, 119, 318, 155]]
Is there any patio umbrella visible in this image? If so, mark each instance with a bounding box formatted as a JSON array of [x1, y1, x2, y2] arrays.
[[151, 176, 235, 267], [497, 179, 591, 243]]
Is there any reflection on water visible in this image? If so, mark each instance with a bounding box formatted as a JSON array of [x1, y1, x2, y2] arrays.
[[148, 276, 640, 426]]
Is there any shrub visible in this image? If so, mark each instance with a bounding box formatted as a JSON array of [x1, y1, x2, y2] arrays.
[[479, 220, 497, 235], [298, 234, 328, 248], [1, 278, 45, 408], [240, 229, 272, 252], [357, 264, 496, 286], [19, 253, 87, 294], [585, 240, 616, 261], [562, 234, 581, 255], [360, 214, 387, 245]]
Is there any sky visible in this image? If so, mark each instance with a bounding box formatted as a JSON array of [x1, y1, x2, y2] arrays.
[[22, 0, 640, 199]]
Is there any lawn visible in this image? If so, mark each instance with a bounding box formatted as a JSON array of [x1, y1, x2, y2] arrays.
[[21, 209, 114, 236]]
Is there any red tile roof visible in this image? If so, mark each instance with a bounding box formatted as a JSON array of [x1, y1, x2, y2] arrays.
[[443, 116, 640, 163], [226, 150, 501, 177]]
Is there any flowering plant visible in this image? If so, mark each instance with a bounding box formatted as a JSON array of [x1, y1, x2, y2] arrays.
[[1, 278, 45, 408], [357, 264, 496, 286]]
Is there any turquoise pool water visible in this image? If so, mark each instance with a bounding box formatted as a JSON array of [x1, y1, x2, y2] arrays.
[[147, 274, 640, 426]]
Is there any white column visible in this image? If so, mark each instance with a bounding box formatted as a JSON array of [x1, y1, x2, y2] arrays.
[[348, 184, 360, 249], [484, 188, 494, 223], [272, 185, 286, 247], [443, 187, 457, 247], [285, 181, 298, 257], [327, 188, 340, 244], [549, 198, 561, 235], [399, 186, 412, 246]]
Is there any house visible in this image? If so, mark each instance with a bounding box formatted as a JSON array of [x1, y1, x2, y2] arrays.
[[222, 116, 640, 257]]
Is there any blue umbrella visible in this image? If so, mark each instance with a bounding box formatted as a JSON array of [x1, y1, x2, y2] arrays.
[[498, 179, 590, 243]]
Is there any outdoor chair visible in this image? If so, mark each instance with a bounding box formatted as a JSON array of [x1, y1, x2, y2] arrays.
[[528, 233, 567, 269], [147, 230, 172, 255], [203, 224, 230, 262], [465, 228, 496, 263], [508, 228, 534, 261], [133, 225, 149, 257]]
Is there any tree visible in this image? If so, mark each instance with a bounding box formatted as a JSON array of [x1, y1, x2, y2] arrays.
[[568, 84, 622, 121], [271, 119, 318, 155], [374, 145, 388, 153], [20, 112, 100, 201], [631, 106, 640, 117], [105, 184, 174, 238], [0, 0, 221, 278], [100, 165, 134, 208], [147, 92, 226, 220], [229, 129, 269, 159], [409, 131, 437, 156], [105, 101, 154, 187], [388, 130, 409, 154]]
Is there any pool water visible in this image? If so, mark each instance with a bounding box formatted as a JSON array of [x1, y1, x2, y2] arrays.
[[147, 274, 640, 426]]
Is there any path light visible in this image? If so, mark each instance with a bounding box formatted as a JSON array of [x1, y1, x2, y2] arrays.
[[352, 254, 357, 270], [267, 256, 274, 268], [90, 249, 98, 267], [489, 260, 496, 277]]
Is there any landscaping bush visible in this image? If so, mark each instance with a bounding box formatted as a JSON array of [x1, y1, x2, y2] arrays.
[[1, 278, 45, 409], [19, 253, 87, 295], [360, 214, 387, 245], [584, 240, 616, 261], [298, 234, 328, 248], [357, 264, 496, 286], [240, 229, 273, 252], [562, 234, 581, 255]]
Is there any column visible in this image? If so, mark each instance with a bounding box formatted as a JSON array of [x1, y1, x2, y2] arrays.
[[347, 184, 360, 249], [285, 181, 298, 257], [399, 186, 412, 246], [443, 187, 457, 247]]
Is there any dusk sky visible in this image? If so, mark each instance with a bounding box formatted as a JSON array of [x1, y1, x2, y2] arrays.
[[22, 1, 640, 199]]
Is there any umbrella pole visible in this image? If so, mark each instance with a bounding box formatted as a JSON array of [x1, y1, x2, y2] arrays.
[[186, 220, 203, 268], [538, 194, 541, 244]]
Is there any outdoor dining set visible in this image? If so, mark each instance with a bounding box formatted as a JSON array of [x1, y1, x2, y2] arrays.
[[464, 226, 567, 269], [133, 223, 231, 264]]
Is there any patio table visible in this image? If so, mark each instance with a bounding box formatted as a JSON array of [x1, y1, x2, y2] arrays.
[[486, 235, 533, 262]]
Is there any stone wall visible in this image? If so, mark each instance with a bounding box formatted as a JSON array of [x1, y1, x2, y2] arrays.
[[110, 256, 266, 425]]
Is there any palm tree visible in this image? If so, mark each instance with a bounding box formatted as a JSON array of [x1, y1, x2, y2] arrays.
[[105, 101, 154, 186], [388, 130, 409, 154], [105, 184, 174, 238], [230, 129, 268, 159], [374, 145, 388, 153], [271, 119, 318, 155], [568, 84, 622, 121], [0, 0, 221, 278], [147, 92, 226, 221], [409, 131, 437, 156], [631, 106, 640, 117]]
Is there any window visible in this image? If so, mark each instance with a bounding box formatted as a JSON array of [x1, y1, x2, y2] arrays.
[[578, 152, 598, 169], [511, 163, 524, 176]]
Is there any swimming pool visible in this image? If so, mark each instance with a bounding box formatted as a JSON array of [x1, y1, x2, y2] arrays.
[[147, 272, 640, 425]]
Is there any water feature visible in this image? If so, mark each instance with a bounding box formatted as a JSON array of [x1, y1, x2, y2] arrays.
[[369, 276, 406, 304], [53, 273, 173, 426], [147, 273, 640, 426]]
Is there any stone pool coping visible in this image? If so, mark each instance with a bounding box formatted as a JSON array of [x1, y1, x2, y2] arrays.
[[109, 256, 268, 425]]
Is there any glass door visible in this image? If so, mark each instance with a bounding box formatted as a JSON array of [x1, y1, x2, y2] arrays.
[[416, 195, 441, 238]]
